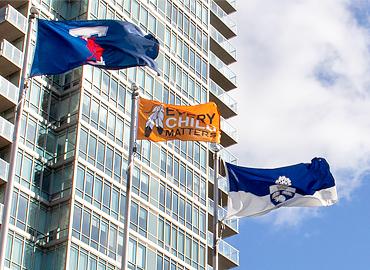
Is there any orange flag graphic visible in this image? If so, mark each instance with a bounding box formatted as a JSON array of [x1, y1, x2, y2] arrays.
[[137, 98, 221, 143]]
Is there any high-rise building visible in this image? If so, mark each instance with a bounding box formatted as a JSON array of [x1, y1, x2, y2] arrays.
[[0, 0, 239, 269]]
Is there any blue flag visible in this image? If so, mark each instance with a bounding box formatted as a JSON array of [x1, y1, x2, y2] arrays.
[[225, 157, 338, 219], [30, 19, 160, 77]]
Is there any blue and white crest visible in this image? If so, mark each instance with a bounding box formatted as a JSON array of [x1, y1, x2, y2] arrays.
[[269, 176, 296, 206]]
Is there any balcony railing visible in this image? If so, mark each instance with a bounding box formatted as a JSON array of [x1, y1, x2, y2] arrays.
[[211, 0, 237, 34], [218, 144, 237, 164], [221, 117, 238, 142], [210, 52, 236, 85], [0, 39, 22, 67], [0, 74, 18, 104], [0, 203, 3, 225], [215, 0, 237, 13], [208, 231, 240, 265], [209, 167, 229, 193], [0, 4, 27, 32], [0, 1, 28, 9], [210, 26, 236, 60], [210, 80, 237, 114], [208, 198, 239, 232], [0, 116, 14, 143], [0, 158, 9, 183], [225, 0, 236, 9]]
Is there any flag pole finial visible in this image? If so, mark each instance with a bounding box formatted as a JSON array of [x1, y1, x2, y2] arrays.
[[30, 7, 39, 18]]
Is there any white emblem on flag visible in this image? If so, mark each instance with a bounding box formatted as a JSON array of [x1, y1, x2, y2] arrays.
[[270, 176, 296, 205], [145, 105, 164, 137], [69, 26, 108, 65]]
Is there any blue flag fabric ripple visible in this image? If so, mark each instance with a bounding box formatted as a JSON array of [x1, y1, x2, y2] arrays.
[[30, 19, 160, 77], [225, 158, 338, 218]]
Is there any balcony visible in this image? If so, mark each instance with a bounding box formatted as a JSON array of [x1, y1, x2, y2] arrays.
[[208, 231, 240, 269], [208, 167, 229, 207], [219, 144, 238, 165], [210, 26, 236, 65], [210, 0, 237, 39], [214, 0, 236, 14], [0, 39, 22, 76], [221, 117, 238, 147], [208, 198, 239, 237], [210, 80, 237, 119], [210, 52, 237, 91], [0, 158, 8, 184], [0, 1, 28, 9], [0, 75, 18, 112], [209, 167, 228, 194], [0, 116, 14, 148], [0, 203, 3, 225], [0, 5, 27, 42]]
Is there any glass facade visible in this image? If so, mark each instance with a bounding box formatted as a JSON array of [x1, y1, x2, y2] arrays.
[[0, 0, 238, 269]]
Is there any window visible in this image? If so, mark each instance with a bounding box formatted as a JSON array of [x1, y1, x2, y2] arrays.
[[91, 216, 100, 249], [93, 176, 103, 208], [110, 78, 118, 102], [85, 171, 93, 203], [179, 197, 185, 224], [118, 84, 126, 111], [97, 140, 105, 171], [102, 183, 111, 214], [179, 163, 186, 189], [16, 195, 28, 230], [72, 205, 82, 237], [108, 112, 116, 141], [76, 167, 84, 198], [90, 99, 99, 129], [140, 172, 149, 201], [131, 202, 139, 231], [114, 152, 122, 181], [108, 225, 117, 259], [137, 244, 146, 269], [12, 237, 23, 266], [97, 105, 107, 133], [79, 129, 88, 158], [150, 178, 159, 207], [159, 184, 165, 211], [138, 207, 148, 237], [105, 145, 114, 176], [82, 94, 90, 121], [100, 220, 108, 254], [186, 202, 192, 229], [82, 210, 91, 243], [112, 189, 119, 220], [148, 212, 157, 243]]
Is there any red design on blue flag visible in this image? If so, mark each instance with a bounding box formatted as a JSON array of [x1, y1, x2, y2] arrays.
[[86, 37, 104, 62], [30, 19, 160, 77]]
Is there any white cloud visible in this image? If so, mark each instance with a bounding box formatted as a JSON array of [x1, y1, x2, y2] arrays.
[[229, 0, 370, 226]]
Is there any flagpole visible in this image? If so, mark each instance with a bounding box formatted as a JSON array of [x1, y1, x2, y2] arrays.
[[211, 143, 221, 270], [0, 7, 38, 270], [120, 83, 139, 270]]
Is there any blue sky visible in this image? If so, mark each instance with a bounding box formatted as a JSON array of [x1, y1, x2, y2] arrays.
[[228, 181, 370, 270], [227, 1, 370, 269]]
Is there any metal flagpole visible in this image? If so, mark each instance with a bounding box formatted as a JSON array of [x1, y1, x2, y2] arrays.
[[211, 143, 221, 270], [0, 7, 39, 270], [120, 83, 139, 270]]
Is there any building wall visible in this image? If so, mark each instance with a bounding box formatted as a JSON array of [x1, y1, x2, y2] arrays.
[[0, 0, 238, 269]]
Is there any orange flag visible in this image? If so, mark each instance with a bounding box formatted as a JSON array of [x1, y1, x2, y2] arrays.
[[137, 98, 221, 143]]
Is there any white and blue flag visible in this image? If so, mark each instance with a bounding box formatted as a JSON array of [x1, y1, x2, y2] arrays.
[[225, 158, 338, 219]]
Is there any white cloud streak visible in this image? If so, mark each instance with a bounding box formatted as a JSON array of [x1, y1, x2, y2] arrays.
[[229, 0, 370, 226]]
